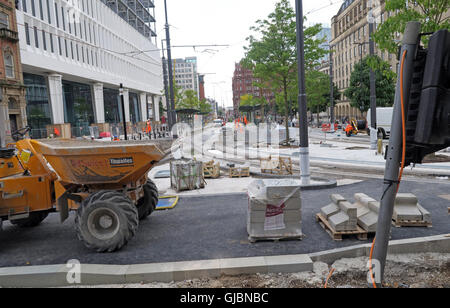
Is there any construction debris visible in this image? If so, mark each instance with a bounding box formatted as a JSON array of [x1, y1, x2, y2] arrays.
[[247, 179, 303, 242], [230, 165, 250, 178]]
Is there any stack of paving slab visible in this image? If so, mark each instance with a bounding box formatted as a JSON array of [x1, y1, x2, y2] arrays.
[[247, 179, 302, 242], [320, 194, 358, 232], [392, 193, 432, 227]]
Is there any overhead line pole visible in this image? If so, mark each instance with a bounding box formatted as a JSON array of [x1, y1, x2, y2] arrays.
[[295, 0, 311, 185], [164, 0, 176, 136]]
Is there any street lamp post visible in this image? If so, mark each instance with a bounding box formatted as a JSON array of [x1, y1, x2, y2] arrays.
[[164, 0, 176, 135], [295, 0, 311, 185], [161, 39, 171, 123]]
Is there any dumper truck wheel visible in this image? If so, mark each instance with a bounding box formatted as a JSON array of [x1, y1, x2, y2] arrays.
[[75, 191, 139, 253], [10, 212, 48, 228], [136, 180, 159, 220]]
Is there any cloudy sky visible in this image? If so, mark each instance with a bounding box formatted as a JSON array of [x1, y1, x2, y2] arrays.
[[154, 0, 344, 108]]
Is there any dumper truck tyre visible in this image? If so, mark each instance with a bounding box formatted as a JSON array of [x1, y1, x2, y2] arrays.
[[10, 212, 48, 228], [137, 180, 159, 220], [75, 190, 139, 253]]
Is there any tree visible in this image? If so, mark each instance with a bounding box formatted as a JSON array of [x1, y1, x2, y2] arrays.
[[242, 0, 327, 143], [344, 56, 396, 113], [198, 99, 213, 115], [373, 0, 450, 54], [305, 70, 335, 127]]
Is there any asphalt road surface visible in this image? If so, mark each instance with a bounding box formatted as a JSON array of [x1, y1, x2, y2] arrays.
[[0, 179, 449, 268]]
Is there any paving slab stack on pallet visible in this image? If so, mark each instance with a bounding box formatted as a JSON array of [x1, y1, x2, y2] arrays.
[[170, 160, 205, 192], [393, 193, 432, 227], [247, 179, 302, 242], [353, 193, 380, 232]]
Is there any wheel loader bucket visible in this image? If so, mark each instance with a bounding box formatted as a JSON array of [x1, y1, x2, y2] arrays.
[[30, 139, 172, 185]]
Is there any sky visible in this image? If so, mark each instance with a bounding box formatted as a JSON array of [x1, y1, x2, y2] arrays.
[[154, 0, 344, 108]]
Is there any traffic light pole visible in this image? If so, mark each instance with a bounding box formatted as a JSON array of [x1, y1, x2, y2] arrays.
[[371, 21, 421, 288]]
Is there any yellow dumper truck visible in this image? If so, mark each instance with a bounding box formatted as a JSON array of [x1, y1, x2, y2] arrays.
[[0, 136, 170, 252]]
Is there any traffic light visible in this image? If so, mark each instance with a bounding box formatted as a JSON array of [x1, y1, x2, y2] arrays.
[[404, 29, 450, 165]]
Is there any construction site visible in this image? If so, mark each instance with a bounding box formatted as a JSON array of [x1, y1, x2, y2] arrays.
[[0, 0, 449, 294]]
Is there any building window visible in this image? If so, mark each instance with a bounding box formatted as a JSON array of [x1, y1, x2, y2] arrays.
[[22, 0, 27, 13], [31, 0, 36, 17], [48, 33, 53, 52], [24, 73, 52, 138], [39, 0, 44, 20], [4, 52, 14, 78], [0, 12, 9, 29], [42, 31, 46, 50], [25, 23, 30, 45], [55, 3, 59, 28], [34, 26, 39, 48], [46, 0, 51, 24]]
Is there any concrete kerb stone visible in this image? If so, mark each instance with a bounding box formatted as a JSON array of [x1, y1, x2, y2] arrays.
[[0, 255, 313, 288], [309, 234, 450, 264], [0, 235, 448, 287]]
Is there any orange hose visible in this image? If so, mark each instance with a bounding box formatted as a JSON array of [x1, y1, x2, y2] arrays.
[[369, 237, 377, 288], [324, 268, 336, 288], [397, 50, 408, 193]]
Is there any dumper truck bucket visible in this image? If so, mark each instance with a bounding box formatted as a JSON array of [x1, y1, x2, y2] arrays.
[[30, 139, 171, 186]]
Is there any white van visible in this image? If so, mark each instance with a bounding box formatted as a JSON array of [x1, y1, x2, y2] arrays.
[[367, 107, 393, 139]]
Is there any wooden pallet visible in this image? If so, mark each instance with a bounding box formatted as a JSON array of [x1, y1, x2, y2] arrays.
[[229, 167, 250, 178], [203, 161, 220, 179], [392, 219, 432, 228], [316, 213, 369, 241], [260, 156, 293, 175]]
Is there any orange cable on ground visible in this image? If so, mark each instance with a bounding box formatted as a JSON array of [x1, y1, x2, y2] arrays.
[[324, 268, 336, 289]]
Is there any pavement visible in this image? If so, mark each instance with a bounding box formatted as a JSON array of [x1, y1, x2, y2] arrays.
[[0, 179, 449, 268]]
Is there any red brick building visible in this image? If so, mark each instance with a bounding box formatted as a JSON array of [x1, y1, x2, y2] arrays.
[[232, 62, 274, 117], [0, 0, 26, 146]]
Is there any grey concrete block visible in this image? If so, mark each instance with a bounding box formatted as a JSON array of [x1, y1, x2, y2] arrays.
[[126, 263, 174, 283], [219, 257, 268, 276], [395, 193, 418, 206], [328, 212, 357, 231], [331, 194, 346, 205], [264, 254, 313, 273], [358, 212, 379, 232], [417, 204, 432, 224], [320, 203, 340, 219], [393, 205, 423, 221], [0, 264, 67, 288]]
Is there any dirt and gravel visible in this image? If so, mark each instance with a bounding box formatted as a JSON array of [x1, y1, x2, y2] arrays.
[[75, 253, 450, 288]]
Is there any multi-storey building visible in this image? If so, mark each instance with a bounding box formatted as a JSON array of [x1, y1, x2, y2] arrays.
[[173, 56, 199, 95], [0, 0, 27, 146], [14, 0, 163, 138], [232, 62, 274, 116], [330, 0, 397, 121]]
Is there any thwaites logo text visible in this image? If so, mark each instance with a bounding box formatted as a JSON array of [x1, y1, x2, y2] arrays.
[[109, 157, 134, 167]]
